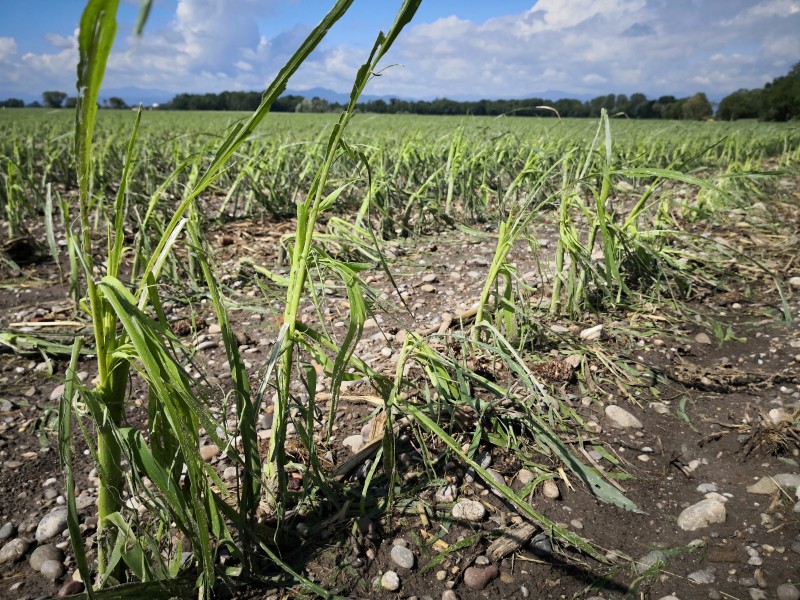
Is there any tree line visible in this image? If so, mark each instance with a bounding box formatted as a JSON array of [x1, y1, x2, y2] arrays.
[[3, 62, 797, 120]]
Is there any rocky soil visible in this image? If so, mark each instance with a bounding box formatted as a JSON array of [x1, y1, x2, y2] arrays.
[[2, 191, 800, 600]]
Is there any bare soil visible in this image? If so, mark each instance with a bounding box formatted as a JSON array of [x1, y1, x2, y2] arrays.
[[1, 186, 800, 600]]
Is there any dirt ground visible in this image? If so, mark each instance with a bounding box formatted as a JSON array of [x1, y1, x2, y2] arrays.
[[1, 184, 799, 600]]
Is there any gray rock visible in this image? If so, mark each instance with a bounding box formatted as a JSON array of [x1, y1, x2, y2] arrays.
[[0, 538, 31, 564], [579, 324, 604, 341], [605, 405, 643, 429], [50, 384, 65, 401], [749, 589, 767, 600], [435, 484, 457, 504], [634, 550, 667, 575], [747, 473, 800, 495], [695, 332, 712, 344], [484, 468, 506, 496], [696, 483, 718, 493], [688, 568, 716, 584], [452, 499, 486, 522], [441, 591, 458, 600], [463, 565, 498, 590], [40, 558, 66, 581], [30, 544, 65, 571], [390, 545, 415, 570], [530, 533, 553, 559], [342, 434, 364, 453], [36, 508, 68, 542], [0, 522, 16, 540], [788, 276, 800, 289], [677, 499, 726, 531], [777, 583, 800, 600], [381, 570, 400, 591]]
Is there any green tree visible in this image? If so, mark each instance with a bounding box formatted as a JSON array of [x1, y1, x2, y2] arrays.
[[107, 96, 127, 109], [0, 98, 24, 108], [64, 96, 78, 108], [717, 88, 761, 120], [42, 90, 67, 108], [682, 92, 712, 120], [762, 62, 800, 121]]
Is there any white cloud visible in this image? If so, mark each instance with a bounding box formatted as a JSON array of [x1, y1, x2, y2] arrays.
[[0, 0, 798, 101], [0, 37, 17, 61]]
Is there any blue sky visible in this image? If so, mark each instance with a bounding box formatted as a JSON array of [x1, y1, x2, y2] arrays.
[[1, 0, 799, 103]]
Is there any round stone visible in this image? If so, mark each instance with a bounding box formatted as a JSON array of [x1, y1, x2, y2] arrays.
[[677, 499, 726, 531], [463, 565, 498, 590], [390, 545, 415, 570], [451, 499, 486, 522], [442, 591, 459, 600], [36, 508, 68, 542], [381, 570, 400, 591], [542, 480, 560, 499], [777, 583, 800, 600], [0, 522, 16, 540], [57, 580, 85, 597], [30, 544, 65, 571], [0, 538, 31, 565], [40, 559, 66, 581], [605, 405, 643, 429]]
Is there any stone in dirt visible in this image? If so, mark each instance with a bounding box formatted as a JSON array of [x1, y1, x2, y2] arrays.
[[687, 568, 716, 584], [381, 570, 400, 591], [58, 581, 85, 597], [36, 508, 68, 542], [777, 583, 800, 600], [40, 558, 66, 581], [0, 538, 31, 565], [463, 565, 498, 590], [390, 545, 415, 570], [342, 434, 364, 453], [788, 276, 800, 289], [199, 444, 220, 461], [746, 474, 800, 495], [677, 498, 726, 531], [516, 469, 535, 486], [633, 550, 667, 575], [530, 533, 553, 559], [0, 522, 16, 539], [30, 543, 65, 571], [542, 480, 560, 499], [605, 405, 643, 429], [579, 324, 603, 341], [452, 499, 486, 522], [694, 332, 712, 344]]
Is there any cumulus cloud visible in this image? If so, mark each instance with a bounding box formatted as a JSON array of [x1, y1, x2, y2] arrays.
[[0, 0, 798, 101]]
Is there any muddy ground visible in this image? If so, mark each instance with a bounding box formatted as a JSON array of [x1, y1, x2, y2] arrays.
[[1, 181, 800, 600]]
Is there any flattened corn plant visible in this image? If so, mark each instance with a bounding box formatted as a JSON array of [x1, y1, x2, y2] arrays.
[[57, 0, 419, 597]]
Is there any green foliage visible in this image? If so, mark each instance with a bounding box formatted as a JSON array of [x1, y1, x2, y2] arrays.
[[42, 90, 68, 108], [719, 62, 800, 121]]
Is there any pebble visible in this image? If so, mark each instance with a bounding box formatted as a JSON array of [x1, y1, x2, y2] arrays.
[[0, 522, 16, 539], [695, 332, 712, 344], [696, 483, 718, 493], [442, 591, 458, 600], [342, 434, 364, 453], [222, 466, 238, 480], [634, 550, 666, 575], [484, 468, 506, 496], [747, 474, 800, 495], [452, 499, 486, 522], [422, 273, 438, 283], [381, 570, 400, 591], [605, 405, 643, 429], [516, 469, 535, 486], [542, 480, 560, 499], [435, 484, 458, 504], [463, 565, 498, 590], [677, 499, 726, 531], [0, 538, 31, 564], [420, 284, 436, 293], [199, 444, 220, 461], [777, 583, 800, 600], [390, 545, 415, 570], [749, 590, 767, 600], [688, 568, 716, 584], [36, 507, 69, 542], [579, 324, 604, 341], [788, 276, 800, 289], [530, 533, 553, 559], [41, 559, 66, 581], [30, 544, 65, 571], [58, 581, 85, 597]]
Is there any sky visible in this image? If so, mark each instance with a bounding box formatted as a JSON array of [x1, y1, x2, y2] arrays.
[[1, 0, 799, 103]]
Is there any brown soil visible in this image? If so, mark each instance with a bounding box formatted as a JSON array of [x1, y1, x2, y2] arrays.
[[1, 190, 799, 600]]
